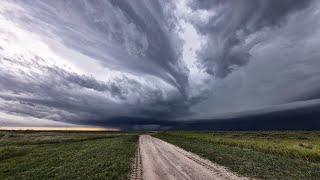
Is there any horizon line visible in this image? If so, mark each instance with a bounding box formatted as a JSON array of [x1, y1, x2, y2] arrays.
[[0, 126, 119, 131]]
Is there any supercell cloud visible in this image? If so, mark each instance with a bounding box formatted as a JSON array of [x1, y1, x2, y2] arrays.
[[1, 0, 320, 130]]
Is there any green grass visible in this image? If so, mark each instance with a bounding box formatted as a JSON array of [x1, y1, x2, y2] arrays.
[[0, 130, 123, 146], [154, 131, 320, 180], [161, 131, 320, 162], [0, 131, 138, 180]]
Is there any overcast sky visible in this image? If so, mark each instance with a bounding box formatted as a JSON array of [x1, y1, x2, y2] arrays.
[[1, 0, 320, 130]]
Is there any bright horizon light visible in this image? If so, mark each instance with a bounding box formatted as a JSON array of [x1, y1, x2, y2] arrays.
[[0, 126, 118, 131]]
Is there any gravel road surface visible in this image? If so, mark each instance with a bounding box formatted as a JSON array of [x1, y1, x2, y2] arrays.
[[138, 135, 248, 180]]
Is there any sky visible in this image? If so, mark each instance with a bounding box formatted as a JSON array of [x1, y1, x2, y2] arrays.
[[1, 0, 320, 130]]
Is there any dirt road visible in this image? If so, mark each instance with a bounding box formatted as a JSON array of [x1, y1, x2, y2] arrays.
[[137, 135, 247, 180]]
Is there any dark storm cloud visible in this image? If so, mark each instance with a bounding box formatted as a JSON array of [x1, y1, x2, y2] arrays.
[[182, 99, 320, 131], [1, 0, 320, 130], [189, 0, 312, 77], [0, 55, 187, 124], [76, 99, 320, 130], [11, 0, 189, 94], [0, 56, 125, 98]]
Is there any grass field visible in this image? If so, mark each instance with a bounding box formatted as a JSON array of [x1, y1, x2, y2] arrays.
[[154, 131, 320, 180], [2, 130, 320, 179], [0, 130, 138, 180]]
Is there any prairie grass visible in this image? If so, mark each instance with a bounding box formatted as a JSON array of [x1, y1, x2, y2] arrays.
[[0, 131, 138, 180], [0, 146, 30, 161], [165, 131, 320, 162], [154, 131, 320, 180], [0, 130, 123, 146]]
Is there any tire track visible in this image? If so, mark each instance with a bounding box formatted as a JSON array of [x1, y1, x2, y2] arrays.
[[130, 142, 143, 180]]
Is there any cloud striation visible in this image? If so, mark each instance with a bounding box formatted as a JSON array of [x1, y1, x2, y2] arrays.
[[1, 0, 320, 130]]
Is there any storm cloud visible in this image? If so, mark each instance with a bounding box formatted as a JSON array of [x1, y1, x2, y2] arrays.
[[189, 0, 312, 77], [1, 0, 320, 130]]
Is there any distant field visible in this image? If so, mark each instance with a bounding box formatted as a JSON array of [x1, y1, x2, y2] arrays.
[[0, 130, 138, 180], [154, 131, 320, 180]]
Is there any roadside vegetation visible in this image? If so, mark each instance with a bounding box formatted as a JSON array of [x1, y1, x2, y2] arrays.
[[154, 131, 320, 180], [0, 130, 138, 180], [0, 130, 123, 146]]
